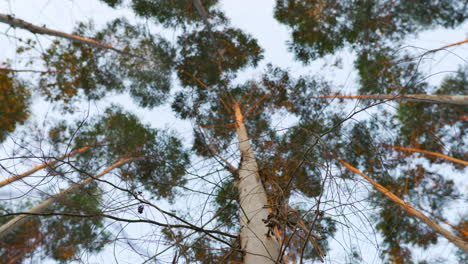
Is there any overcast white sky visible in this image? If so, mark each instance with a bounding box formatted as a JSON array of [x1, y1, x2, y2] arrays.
[[0, 1, 467, 263]]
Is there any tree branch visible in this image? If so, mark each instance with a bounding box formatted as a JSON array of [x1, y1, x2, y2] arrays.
[[386, 145, 468, 166], [338, 160, 468, 253], [0, 13, 136, 57], [424, 39, 468, 55], [0, 211, 236, 241], [0, 67, 62, 74], [319, 94, 468, 105], [0, 157, 135, 239], [0, 146, 90, 188]]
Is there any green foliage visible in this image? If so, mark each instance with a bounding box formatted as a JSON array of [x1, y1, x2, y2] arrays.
[[161, 228, 242, 263], [303, 212, 337, 261], [369, 166, 459, 259], [99, 0, 122, 7], [355, 46, 426, 94], [213, 179, 238, 229], [342, 122, 378, 171], [2, 0, 466, 262], [176, 27, 263, 89], [436, 66, 468, 95], [73, 106, 189, 200], [274, 0, 345, 62], [40, 19, 174, 110], [394, 68, 467, 164], [274, 0, 467, 63], [0, 71, 30, 142], [0, 184, 110, 263], [0, 202, 41, 263], [101, 0, 222, 28], [43, 183, 111, 263]]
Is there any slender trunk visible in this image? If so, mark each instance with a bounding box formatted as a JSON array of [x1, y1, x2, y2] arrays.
[[387, 145, 468, 166], [0, 14, 136, 57], [0, 158, 135, 240], [234, 103, 280, 264], [320, 94, 468, 105], [339, 160, 468, 253], [0, 146, 90, 188]]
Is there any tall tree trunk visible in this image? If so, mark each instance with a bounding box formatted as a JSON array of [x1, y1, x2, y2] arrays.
[[0, 146, 90, 188], [0, 158, 135, 240], [320, 94, 468, 105], [339, 160, 468, 253], [234, 103, 280, 264]]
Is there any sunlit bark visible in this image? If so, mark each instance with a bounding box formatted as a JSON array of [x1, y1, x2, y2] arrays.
[[388, 145, 468, 166], [424, 39, 468, 55], [0, 146, 90, 188]]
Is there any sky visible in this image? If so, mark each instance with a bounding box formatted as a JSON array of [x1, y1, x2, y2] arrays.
[[0, 0, 467, 263]]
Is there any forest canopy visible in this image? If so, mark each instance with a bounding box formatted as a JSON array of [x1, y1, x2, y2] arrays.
[[0, 1, 466, 263]]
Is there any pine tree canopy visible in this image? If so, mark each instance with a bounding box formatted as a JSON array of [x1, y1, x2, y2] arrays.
[[0, 0, 466, 263]]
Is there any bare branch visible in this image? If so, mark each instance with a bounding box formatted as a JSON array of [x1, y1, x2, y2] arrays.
[[0, 211, 236, 241]]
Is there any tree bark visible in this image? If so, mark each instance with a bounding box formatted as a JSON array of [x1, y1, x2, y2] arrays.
[[0, 157, 135, 240], [320, 94, 468, 105], [387, 145, 468, 166], [339, 160, 468, 253], [0, 14, 136, 57], [0, 146, 90, 188], [423, 39, 468, 55], [234, 103, 280, 264]]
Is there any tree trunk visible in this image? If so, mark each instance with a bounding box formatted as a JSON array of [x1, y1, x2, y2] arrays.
[[0, 158, 135, 240], [339, 160, 468, 253], [234, 103, 280, 264], [320, 94, 468, 105], [0, 146, 90, 188]]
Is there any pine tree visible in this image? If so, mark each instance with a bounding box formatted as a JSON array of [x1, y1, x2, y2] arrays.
[[0, 0, 466, 263]]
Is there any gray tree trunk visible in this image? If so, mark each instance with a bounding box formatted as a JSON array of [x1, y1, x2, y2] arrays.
[[234, 103, 281, 264]]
